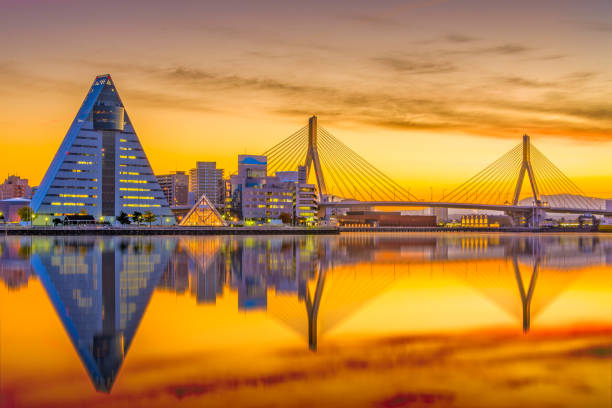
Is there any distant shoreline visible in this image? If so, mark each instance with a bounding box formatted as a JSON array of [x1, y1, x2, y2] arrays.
[[1, 226, 340, 236], [0, 226, 604, 236]]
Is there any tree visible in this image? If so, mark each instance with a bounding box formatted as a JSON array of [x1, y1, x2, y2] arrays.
[[0, 213, 5, 224], [279, 212, 292, 224], [132, 211, 143, 225], [116, 211, 131, 225], [52, 218, 62, 227], [143, 211, 157, 227], [18, 206, 32, 225]]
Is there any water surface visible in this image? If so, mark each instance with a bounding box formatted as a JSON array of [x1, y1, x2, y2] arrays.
[[1, 233, 611, 407]]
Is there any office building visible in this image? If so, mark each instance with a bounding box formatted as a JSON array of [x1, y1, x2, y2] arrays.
[[157, 171, 189, 206], [0, 175, 32, 200], [294, 165, 318, 224], [230, 155, 289, 220], [189, 162, 224, 207], [230, 158, 318, 223], [426, 207, 449, 224], [295, 184, 318, 224], [30, 74, 175, 225]]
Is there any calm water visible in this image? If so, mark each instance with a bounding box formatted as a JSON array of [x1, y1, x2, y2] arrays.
[[1, 233, 611, 408]]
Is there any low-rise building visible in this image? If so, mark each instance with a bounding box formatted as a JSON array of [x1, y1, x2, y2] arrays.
[[338, 211, 436, 227], [0, 198, 31, 223], [0, 175, 32, 200], [460, 214, 512, 227]]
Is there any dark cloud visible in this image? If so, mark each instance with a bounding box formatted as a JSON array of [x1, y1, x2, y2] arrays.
[[445, 33, 478, 43], [372, 56, 457, 74], [563, 71, 598, 82], [155, 65, 612, 141], [66, 60, 612, 143], [527, 53, 567, 61], [497, 76, 554, 88], [377, 392, 455, 408], [449, 43, 532, 56]]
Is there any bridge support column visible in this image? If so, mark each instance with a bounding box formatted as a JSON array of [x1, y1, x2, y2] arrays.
[[304, 116, 328, 201], [526, 207, 546, 228], [513, 135, 541, 207]]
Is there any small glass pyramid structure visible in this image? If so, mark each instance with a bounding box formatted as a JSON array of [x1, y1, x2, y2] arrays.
[[31, 74, 175, 225], [180, 192, 227, 226]]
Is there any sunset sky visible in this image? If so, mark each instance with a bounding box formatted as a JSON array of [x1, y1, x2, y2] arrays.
[[1, 0, 612, 198]]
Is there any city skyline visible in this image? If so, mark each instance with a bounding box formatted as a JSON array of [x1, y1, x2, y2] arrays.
[[2, 0, 612, 199]]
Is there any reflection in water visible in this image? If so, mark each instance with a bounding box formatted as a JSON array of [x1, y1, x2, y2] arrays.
[[3, 237, 175, 392], [0, 234, 611, 406]]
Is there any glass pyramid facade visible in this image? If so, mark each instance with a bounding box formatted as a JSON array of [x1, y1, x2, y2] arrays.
[[31, 74, 175, 225], [180, 192, 227, 226]]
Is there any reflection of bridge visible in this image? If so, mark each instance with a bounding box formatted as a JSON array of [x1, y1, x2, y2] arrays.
[[264, 117, 608, 225], [4, 234, 610, 393], [173, 234, 611, 349]]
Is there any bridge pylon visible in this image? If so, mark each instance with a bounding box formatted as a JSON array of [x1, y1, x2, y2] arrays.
[[512, 255, 539, 333], [304, 116, 328, 200], [512, 135, 541, 206]]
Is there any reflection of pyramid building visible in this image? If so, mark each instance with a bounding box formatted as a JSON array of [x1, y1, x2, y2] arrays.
[[179, 193, 227, 226], [30, 237, 174, 392], [31, 74, 175, 225]]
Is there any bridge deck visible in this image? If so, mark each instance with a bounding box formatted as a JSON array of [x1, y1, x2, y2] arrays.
[[319, 200, 610, 216]]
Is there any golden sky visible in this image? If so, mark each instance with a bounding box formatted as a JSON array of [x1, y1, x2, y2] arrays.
[[1, 0, 612, 198]]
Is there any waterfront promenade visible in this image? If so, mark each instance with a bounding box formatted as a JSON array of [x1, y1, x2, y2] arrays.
[[1, 225, 602, 235]]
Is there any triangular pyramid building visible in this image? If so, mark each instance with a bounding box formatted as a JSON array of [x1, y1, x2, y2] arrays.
[[31, 74, 175, 225], [180, 192, 227, 226]]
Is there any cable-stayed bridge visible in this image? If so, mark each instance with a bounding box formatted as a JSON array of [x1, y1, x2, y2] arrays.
[[263, 117, 609, 226]]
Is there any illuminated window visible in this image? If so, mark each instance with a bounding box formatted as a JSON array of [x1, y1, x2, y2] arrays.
[[119, 179, 147, 184], [121, 196, 154, 200], [60, 194, 96, 198]]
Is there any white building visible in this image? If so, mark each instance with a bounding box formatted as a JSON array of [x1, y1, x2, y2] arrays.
[[31, 74, 175, 225]]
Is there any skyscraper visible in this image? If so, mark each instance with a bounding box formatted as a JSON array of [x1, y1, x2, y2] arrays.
[[31, 74, 175, 225], [189, 162, 224, 207], [157, 171, 189, 206]]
